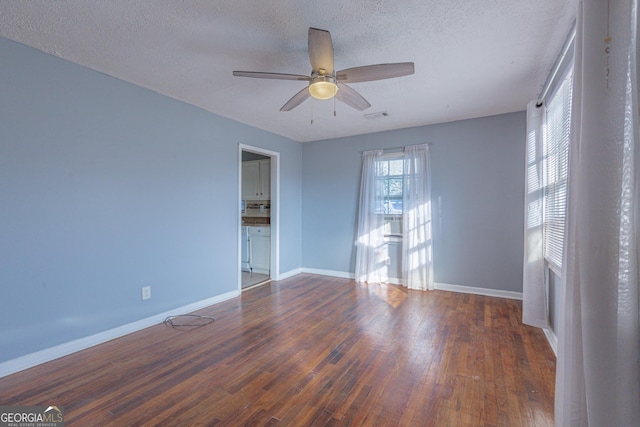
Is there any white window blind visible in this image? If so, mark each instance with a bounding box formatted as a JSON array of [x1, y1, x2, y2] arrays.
[[543, 69, 573, 271]]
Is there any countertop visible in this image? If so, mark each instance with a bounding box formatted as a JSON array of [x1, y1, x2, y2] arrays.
[[242, 216, 270, 226]]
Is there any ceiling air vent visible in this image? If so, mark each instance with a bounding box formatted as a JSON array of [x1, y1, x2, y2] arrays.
[[364, 111, 389, 120]]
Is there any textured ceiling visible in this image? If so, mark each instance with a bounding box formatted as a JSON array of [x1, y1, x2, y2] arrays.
[[0, 1, 576, 143]]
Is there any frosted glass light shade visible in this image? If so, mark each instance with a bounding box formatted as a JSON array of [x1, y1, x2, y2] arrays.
[[309, 81, 338, 100]]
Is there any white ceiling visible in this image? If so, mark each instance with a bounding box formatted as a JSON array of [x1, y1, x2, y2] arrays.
[[0, 1, 575, 143]]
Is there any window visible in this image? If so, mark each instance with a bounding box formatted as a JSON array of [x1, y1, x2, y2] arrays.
[[355, 144, 433, 289], [542, 68, 573, 272], [375, 156, 404, 214], [374, 155, 405, 237]]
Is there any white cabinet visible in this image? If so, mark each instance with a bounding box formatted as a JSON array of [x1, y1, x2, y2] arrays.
[[258, 160, 270, 199], [242, 159, 270, 200], [248, 226, 270, 274], [241, 161, 259, 200], [241, 227, 250, 272]]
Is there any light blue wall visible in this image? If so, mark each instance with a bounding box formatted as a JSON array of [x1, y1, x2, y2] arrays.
[[1, 34, 527, 365], [0, 37, 302, 362], [302, 112, 526, 292]]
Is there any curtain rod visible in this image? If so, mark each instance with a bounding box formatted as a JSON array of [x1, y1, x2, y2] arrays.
[[361, 142, 433, 154], [536, 21, 576, 107]]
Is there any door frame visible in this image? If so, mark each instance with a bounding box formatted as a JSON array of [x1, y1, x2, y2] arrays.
[[238, 143, 280, 291]]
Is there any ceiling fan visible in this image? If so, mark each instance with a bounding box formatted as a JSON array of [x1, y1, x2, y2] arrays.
[[233, 28, 414, 112]]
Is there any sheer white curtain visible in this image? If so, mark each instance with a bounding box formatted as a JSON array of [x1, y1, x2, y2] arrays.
[[402, 144, 434, 290], [555, 0, 640, 425], [522, 101, 549, 328], [355, 150, 386, 283]]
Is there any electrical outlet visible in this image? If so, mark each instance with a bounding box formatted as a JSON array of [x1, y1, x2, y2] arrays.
[[142, 286, 151, 300]]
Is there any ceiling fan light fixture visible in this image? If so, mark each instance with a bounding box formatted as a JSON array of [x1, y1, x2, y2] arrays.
[[233, 28, 414, 112], [309, 76, 338, 100]]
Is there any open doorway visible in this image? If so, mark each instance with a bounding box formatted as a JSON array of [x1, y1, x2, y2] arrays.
[[239, 144, 279, 291]]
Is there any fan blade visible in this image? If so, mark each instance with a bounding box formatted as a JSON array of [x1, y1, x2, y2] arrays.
[[308, 28, 334, 74], [336, 62, 414, 83], [233, 71, 310, 81], [280, 87, 311, 111], [335, 83, 371, 111]]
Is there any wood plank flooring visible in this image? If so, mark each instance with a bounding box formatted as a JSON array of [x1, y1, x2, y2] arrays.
[[0, 274, 556, 426]]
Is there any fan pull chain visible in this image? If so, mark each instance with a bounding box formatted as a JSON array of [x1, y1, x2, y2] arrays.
[[333, 95, 336, 117], [311, 100, 314, 125]]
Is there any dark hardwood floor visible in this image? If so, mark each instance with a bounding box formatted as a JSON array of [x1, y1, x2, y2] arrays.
[[0, 274, 555, 426]]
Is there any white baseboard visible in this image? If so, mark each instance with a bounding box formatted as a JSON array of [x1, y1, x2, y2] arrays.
[[298, 268, 523, 300], [0, 290, 239, 379], [277, 268, 302, 280], [0, 271, 532, 378], [301, 268, 354, 279], [542, 327, 558, 356]]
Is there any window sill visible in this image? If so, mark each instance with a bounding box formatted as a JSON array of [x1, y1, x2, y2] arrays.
[[384, 234, 403, 243]]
